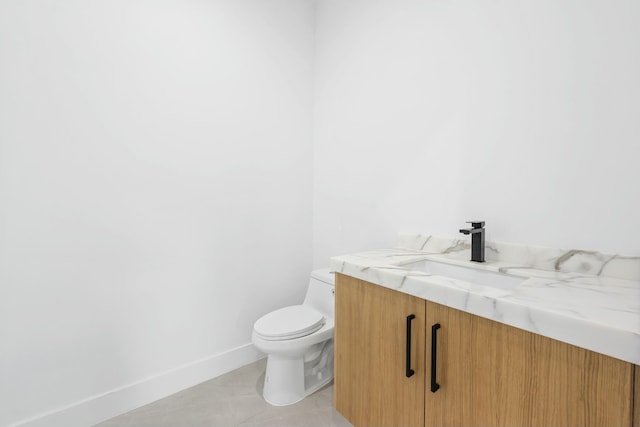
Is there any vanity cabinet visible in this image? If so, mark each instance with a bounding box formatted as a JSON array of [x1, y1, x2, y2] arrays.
[[334, 273, 636, 427]]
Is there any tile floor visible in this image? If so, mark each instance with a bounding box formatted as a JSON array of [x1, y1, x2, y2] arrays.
[[94, 359, 352, 427]]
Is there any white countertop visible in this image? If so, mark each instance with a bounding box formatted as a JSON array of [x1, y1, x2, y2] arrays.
[[330, 234, 640, 365]]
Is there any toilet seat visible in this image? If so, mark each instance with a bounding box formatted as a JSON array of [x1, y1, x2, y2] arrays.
[[254, 305, 325, 341]]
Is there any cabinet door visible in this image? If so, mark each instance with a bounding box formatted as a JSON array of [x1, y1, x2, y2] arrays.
[[425, 301, 634, 427], [335, 274, 425, 427], [634, 365, 639, 427]]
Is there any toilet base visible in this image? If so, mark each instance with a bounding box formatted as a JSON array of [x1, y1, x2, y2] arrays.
[[262, 340, 334, 406]]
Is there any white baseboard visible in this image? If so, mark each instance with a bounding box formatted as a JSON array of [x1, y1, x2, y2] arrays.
[[11, 343, 265, 427]]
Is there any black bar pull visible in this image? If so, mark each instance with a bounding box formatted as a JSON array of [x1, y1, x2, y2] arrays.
[[406, 314, 415, 378], [431, 323, 441, 392]]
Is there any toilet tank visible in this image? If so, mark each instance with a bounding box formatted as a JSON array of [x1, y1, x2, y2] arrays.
[[303, 269, 335, 318]]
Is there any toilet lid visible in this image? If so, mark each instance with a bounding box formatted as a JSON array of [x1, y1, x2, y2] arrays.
[[254, 305, 325, 341]]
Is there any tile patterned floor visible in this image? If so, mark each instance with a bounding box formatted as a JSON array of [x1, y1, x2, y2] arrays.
[[94, 359, 352, 427]]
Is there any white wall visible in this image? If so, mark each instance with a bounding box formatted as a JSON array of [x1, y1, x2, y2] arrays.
[[313, 0, 640, 267], [0, 1, 315, 426]]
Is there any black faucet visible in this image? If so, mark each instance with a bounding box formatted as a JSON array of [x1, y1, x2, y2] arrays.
[[459, 221, 485, 262]]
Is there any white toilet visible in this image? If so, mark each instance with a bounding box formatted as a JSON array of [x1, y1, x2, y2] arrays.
[[252, 269, 335, 406]]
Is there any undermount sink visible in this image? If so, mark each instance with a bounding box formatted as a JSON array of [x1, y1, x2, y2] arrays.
[[400, 260, 526, 290]]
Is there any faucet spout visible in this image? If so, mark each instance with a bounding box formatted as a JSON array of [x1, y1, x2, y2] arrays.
[[459, 221, 485, 262], [459, 228, 483, 235]]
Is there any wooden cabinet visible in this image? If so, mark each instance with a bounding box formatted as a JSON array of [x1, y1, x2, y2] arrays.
[[335, 274, 425, 427], [334, 274, 636, 427], [425, 300, 634, 427], [635, 367, 640, 427]]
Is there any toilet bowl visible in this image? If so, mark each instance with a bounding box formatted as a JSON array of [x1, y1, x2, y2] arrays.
[[252, 269, 335, 406]]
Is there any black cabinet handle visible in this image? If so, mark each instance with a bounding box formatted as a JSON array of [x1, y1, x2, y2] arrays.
[[431, 323, 441, 392], [406, 314, 415, 378]]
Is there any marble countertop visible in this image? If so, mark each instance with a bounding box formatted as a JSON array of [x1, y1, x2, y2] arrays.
[[330, 234, 640, 365]]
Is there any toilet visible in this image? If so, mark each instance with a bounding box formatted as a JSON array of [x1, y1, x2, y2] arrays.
[[252, 269, 335, 406]]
